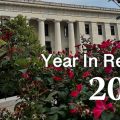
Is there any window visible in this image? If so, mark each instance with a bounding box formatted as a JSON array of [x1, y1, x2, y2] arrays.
[[64, 26, 68, 37], [98, 25, 103, 35], [85, 24, 90, 34], [65, 48, 69, 52], [45, 41, 52, 53], [45, 24, 49, 36], [110, 25, 115, 35]]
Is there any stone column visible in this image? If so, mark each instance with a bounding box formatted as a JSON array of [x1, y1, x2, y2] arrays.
[[78, 21, 85, 36], [68, 21, 76, 55], [104, 23, 111, 40], [76, 21, 85, 45], [76, 22, 81, 45], [54, 20, 62, 52], [38, 19, 45, 46], [91, 22, 99, 44], [117, 23, 120, 40]]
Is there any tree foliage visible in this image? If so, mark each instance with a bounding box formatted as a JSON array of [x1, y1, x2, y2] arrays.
[[0, 15, 44, 98]]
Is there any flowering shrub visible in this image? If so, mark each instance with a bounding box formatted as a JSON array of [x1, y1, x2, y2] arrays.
[[1, 16, 120, 120], [0, 15, 43, 98], [0, 26, 20, 98], [1, 39, 120, 120]]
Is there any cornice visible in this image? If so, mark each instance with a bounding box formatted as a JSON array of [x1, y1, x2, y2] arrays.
[[0, 0, 120, 14]]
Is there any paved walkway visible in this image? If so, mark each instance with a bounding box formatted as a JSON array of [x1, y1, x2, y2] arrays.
[[0, 96, 20, 112]]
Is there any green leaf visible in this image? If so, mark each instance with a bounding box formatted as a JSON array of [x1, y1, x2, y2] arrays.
[[101, 112, 114, 120], [15, 58, 30, 67], [57, 111, 66, 117], [48, 114, 58, 120], [0, 51, 7, 58], [46, 91, 58, 101], [58, 91, 67, 99], [48, 107, 59, 115], [19, 68, 28, 73], [0, 39, 7, 46], [35, 77, 41, 81]]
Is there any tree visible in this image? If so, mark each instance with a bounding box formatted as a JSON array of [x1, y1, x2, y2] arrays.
[[109, 0, 120, 7], [115, 0, 120, 3], [0, 15, 44, 98], [5, 15, 38, 58]]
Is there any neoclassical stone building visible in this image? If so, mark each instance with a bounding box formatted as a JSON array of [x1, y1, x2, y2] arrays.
[[0, 0, 120, 54]]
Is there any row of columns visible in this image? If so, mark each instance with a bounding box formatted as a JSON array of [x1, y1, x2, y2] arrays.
[[38, 19, 120, 54], [38, 19, 76, 54]]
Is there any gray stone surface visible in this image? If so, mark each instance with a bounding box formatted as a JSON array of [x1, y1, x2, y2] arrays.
[[0, 96, 20, 112]]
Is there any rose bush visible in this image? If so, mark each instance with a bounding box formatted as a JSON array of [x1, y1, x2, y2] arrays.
[[1, 39, 120, 120], [0, 25, 20, 98], [1, 16, 120, 120]]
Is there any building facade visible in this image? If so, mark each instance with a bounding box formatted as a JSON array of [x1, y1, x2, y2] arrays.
[[0, 0, 120, 54]]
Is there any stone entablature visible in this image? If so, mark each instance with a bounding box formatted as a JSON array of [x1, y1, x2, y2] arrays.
[[1, 0, 120, 13], [0, 0, 119, 23]]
